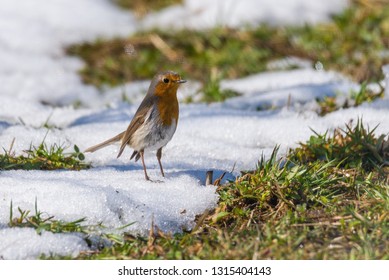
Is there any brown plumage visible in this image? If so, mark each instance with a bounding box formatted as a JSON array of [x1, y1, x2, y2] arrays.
[[85, 71, 186, 180]]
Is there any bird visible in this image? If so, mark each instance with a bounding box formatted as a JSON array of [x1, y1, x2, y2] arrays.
[[84, 70, 186, 181]]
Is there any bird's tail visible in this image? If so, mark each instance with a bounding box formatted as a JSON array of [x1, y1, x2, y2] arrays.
[[84, 132, 125, 153], [130, 150, 141, 162]]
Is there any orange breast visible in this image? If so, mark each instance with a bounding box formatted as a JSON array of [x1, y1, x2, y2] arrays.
[[156, 90, 179, 126]]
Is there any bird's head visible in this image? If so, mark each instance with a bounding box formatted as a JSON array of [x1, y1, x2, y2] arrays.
[[151, 71, 186, 97]]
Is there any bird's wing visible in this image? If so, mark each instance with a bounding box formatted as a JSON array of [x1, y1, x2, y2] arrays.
[[84, 131, 125, 153], [117, 102, 155, 158]]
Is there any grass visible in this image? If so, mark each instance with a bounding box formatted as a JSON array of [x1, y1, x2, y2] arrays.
[[8, 198, 135, 256], [292, 119, 389, 170], [67, 0, 389, 102], [114, 0, 182, 18], [14, 119, 383, 260], [66, 27, 279, 89], [0, 138, 90, 171], [317, 82, 385, 116], [201, 68, 241, 102], [9, 199, 87, 235], [290, 0, 389, 82]]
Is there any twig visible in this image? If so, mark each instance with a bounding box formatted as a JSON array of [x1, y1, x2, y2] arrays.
[[205, 170, 213, 185], [191, 209, 210, 234], [149, 34, 179, 61]]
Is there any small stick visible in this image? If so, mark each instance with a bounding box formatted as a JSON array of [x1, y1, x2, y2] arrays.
[[205, 170, 213, 185], [287, 93, 292, 109], [149, 34, 179, 61]]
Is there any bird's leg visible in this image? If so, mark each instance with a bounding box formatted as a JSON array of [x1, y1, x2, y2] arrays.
[[156, 148, 165, 177], [139, 150, 150, 181]]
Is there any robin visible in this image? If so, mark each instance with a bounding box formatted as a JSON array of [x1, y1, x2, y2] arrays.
[[85, 70, 186, 180]]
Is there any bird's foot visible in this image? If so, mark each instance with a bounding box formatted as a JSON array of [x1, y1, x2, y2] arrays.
[[148, 178, 164, 183]]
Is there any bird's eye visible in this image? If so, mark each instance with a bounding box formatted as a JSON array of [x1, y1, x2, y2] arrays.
[[163, 78, 170, 84]]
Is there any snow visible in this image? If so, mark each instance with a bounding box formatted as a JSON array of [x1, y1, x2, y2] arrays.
[[0, 0, 388, 260], [220, 69, 359, 110], [141, 0, 350, 30], [0, 0, 136, 106], [0, 228, 88, 260]]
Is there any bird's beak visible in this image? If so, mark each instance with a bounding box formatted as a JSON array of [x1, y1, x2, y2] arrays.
[[177, 79, 187, 84]]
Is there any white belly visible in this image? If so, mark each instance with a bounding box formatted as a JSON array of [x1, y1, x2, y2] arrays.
[[130, 115, 177, 151]]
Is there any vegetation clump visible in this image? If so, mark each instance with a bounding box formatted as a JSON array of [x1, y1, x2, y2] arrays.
[[0, 140, 89, 171]]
